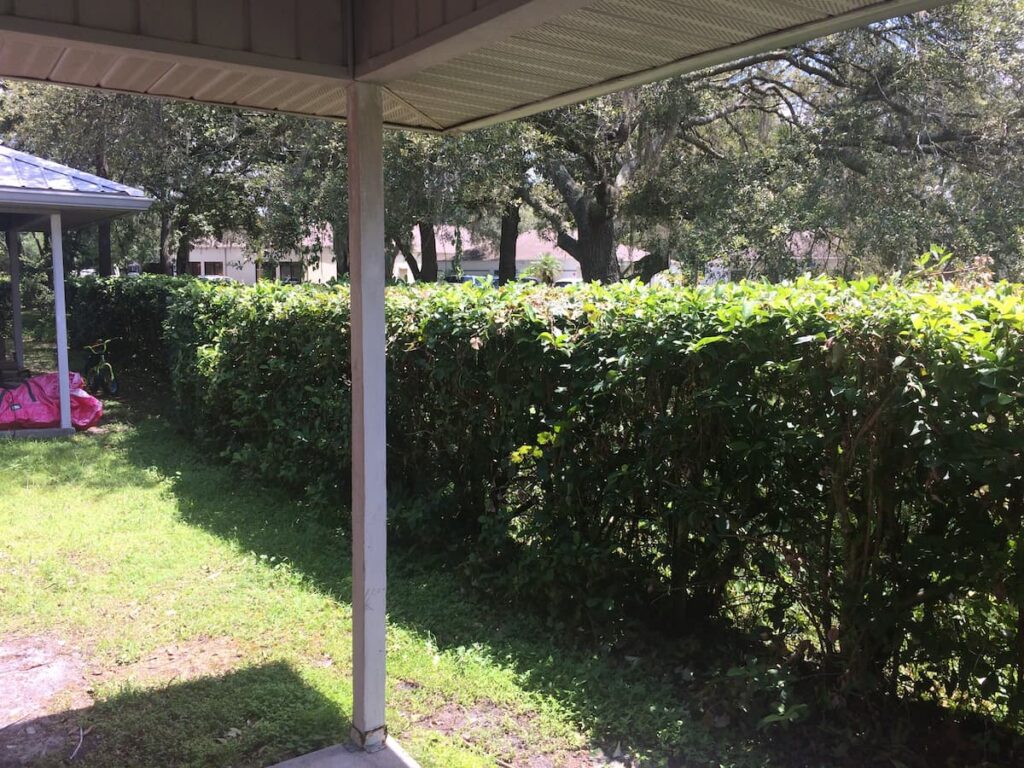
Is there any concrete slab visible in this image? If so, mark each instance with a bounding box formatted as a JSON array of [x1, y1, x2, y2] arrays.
[[271, 740, 420, 768]]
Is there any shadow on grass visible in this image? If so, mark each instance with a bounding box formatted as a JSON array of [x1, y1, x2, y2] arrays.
[[1, 662, 346, 768], [0, 406, 164, 497], [103, 414, 711, 765]]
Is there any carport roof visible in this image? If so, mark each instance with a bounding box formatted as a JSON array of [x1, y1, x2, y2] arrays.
[[0, 145, 152, 231], [0, 1, 948, 132]]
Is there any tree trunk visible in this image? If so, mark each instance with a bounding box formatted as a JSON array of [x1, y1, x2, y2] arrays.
[[397, 238, 421, 281], [418, 221, 438, 283], [98, 222, 112, 277], [577, 215, 619, 283], [336, 244, 350, 278], [174, 225, 192, 280], [333, 224, 350, 278], [452, 227, 464, 277], [158, 212, 173, 275], [386, 248, 397, 283], [631, 250, 669, 283], [498, 201, 520, 285], [550, 173, 620, 284], [33, 238, 50, 288], [95, 147, 113, 277]]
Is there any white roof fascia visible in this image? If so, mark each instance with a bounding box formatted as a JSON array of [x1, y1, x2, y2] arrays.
[[0, 188, 154, 213]]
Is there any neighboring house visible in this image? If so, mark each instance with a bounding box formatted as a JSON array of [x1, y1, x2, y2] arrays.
[[191, 227, 645, 285], [189, 235, 338, 284], [393, 226, 646, 283]]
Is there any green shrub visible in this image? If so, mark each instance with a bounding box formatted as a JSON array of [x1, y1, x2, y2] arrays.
[[19, 270, 52, 312], [70, 275, 1024, 720], [68, 275, 184, 372]]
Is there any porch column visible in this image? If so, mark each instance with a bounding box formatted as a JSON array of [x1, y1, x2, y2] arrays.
[[347, 81, 388, 750], [5, 230, 23, 369], [50, 214, 71, 431]]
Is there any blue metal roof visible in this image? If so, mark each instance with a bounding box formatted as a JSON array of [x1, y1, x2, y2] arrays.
[[0, 145, 148, 199]]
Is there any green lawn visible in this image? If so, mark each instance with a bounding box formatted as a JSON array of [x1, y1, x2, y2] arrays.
[[0, 401, 764, 768]]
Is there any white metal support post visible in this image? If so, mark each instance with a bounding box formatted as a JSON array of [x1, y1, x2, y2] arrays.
[[5, 230, 23, 369], [50, 214, 71, 431], [347, 81, 388, 751]]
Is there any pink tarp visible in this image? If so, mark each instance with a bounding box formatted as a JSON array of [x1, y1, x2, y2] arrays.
[[0, 372, 103, 431]]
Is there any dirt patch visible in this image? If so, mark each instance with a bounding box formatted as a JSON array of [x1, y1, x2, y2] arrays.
[[105, 636, 243, 686], [0, 636, 89, 722], [419, 699, 619, 768], [0, 635, 92, 767], [0, 634, 243, 767]]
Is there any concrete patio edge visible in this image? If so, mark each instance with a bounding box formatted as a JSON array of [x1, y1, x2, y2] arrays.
[[270, 739, 420, 768]]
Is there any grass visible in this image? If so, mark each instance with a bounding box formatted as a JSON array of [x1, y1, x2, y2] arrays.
[[0, 398, 770, 768]]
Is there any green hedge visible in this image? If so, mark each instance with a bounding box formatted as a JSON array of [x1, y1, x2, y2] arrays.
[[69, 275, 1024, 718], [67, 275, 180, 373]]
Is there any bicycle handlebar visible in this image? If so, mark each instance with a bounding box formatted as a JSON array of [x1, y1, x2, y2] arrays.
[[84, 338, 119, 351]]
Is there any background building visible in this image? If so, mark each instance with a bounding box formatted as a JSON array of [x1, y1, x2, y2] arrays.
[[189, 237, 337, 284], [393, 226, 646, 283]]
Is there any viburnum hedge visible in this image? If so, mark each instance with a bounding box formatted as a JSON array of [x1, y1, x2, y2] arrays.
[[69, 275, 1024, 717], [67, 275, 179, 372]]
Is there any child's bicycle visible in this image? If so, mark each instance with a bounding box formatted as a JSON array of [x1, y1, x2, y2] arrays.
[[83, 339, 120, 397]]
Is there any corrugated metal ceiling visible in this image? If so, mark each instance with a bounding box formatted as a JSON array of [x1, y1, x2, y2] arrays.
[[0, 0, 947, 131], [387, 0, 946, 130]]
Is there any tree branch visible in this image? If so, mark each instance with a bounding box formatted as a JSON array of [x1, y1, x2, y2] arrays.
[[523, 186, 577, 257]]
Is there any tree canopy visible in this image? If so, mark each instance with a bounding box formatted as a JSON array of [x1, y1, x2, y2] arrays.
[[1, 0, 1022, 283]]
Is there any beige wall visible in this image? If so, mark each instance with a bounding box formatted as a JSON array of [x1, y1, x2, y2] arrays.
[[189, 244, 337, 284], [189, 244, 257, 282]]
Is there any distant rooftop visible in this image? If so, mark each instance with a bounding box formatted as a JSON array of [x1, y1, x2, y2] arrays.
[[415, 225, 647, 265]]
